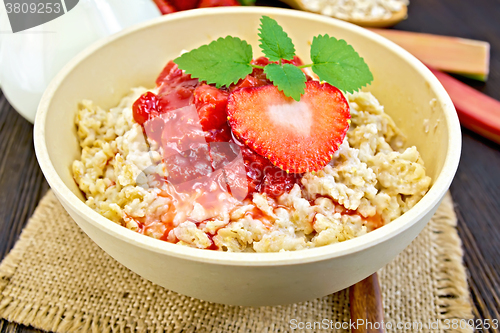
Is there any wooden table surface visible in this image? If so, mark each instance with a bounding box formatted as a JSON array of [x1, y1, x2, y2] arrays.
[[1, 0, 499, 332]]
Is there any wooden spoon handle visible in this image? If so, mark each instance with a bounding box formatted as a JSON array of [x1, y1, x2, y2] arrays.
[[349, 273, 386, 333]]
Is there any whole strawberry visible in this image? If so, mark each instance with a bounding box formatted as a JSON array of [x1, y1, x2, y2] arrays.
[[198, 0, 240, 7], [171, 0, 200, 10], [152, 0, 176, 14]]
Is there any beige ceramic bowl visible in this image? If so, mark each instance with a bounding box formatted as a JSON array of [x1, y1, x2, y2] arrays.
[[34, 7, 461, 306]]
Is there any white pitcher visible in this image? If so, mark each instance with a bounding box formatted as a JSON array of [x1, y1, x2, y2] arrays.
[[0, 0, 161, 122]]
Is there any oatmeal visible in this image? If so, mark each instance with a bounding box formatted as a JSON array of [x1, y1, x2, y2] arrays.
[[72, 58, 431, 252], [300, 0, 409, 21]]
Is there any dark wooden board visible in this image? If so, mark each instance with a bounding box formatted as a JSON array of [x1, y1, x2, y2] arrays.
[[1, 0, 499, 331]]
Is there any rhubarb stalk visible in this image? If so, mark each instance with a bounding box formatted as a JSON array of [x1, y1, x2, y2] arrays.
[[430, 67, 500, 144]]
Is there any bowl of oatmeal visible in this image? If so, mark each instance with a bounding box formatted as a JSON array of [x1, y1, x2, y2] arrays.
[[34, 7, 461, 306]]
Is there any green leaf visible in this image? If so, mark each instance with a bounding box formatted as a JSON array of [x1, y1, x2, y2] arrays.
[[310, 34, 373, 93], [174, 36, 253, 88], [258, 16, 296, 62], [264, 63, 306, 101]]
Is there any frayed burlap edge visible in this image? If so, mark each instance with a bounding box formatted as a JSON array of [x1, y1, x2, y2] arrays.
[[0, 191, 474, 333], [430, 193, 473, 332]]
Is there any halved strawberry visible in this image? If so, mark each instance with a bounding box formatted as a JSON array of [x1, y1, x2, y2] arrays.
[[227, 81, 350, 173]]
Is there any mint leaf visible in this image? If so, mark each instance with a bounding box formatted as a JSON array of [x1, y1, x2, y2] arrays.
[[264, 63, 306, 101], [310, 34, 373, 93], [237, 0, 255, 4], [174, 36, 253, 88], [258, 16, 296, 62]]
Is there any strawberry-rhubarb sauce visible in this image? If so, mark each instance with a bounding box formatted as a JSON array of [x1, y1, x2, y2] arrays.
[[72, 57, 431, 252]]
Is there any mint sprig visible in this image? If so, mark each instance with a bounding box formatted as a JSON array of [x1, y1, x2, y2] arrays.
[[174, 16, 373, 100]]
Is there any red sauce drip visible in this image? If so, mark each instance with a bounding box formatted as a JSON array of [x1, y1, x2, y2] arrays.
[[124, 213, 145, 233], [133, 58, 304, 200], [131, 57, 311, 244], [245, 207, 274, 229], [156, 61, 200, 113], [206, 233, 219, 250], [364, 214, 383, 231], [159, 226, 177, 243]]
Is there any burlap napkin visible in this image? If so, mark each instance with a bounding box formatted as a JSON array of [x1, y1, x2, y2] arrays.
[[0, 191, 473, 333]]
